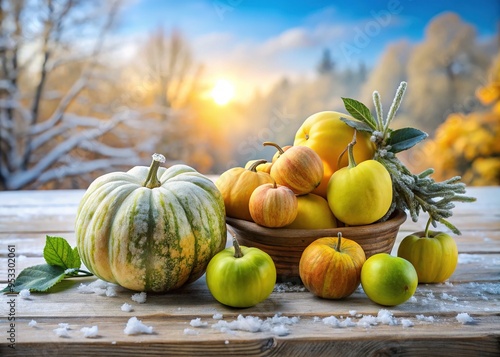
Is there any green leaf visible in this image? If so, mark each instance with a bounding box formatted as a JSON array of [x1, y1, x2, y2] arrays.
[[341, 97, 377, 130], [2, 264, 66, 293], [340, 117, 374, 133], [387, 127, 428, 153], [43, 236, 81, 270], [72, 247, 82, 270]]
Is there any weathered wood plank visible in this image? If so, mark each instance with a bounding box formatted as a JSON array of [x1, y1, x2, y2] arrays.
[[0, 190, 84, 207], [1, 315, 499, 356], [1, 257, 498, 320]]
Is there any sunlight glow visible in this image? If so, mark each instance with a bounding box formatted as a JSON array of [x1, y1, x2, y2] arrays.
[[210, 79, 235, 105]]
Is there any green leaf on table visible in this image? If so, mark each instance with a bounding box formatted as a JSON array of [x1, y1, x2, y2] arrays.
[[341, 97, 377, 130], [387, 127, 428, 153], [340, 117, 374, 133], [2, 264, 66, 293], [43, 236, 81, 269], [2, 236, 92, 294]]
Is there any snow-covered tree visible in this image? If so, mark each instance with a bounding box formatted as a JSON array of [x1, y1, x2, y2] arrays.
[[361, 13, 492, 133], [0, 0, 144, 190]]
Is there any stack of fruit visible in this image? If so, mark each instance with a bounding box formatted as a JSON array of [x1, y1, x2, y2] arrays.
[[211, 82, 474, 307], [215, 111, 393, 231]]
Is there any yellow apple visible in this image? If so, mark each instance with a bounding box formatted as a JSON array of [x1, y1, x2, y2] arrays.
[[285, 193, 337, 229]]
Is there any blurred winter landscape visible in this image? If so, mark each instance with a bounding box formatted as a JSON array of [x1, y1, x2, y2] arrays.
[[1, 0, 498, 190]]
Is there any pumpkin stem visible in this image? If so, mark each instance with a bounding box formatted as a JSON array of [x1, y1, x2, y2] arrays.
[[144, 153, 166, 189], [337, 130, 358, 169], [335, 232, 342, 252], [263, 141, 285, 155], [424, 217, 432, 238], [227, 225, 244, 258], [248, 159, 268, 172]]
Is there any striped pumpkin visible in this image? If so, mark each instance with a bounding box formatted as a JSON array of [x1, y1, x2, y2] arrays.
[[76, 154, 227, 293]]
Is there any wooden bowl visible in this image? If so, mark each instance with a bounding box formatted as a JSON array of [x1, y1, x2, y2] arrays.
[[226, 210, 407, 282]]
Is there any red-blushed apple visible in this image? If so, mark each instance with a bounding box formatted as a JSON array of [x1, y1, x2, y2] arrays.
[[299, 233, 366, 299]]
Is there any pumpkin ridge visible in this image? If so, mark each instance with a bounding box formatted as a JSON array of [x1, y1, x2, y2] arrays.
[[159, 186, 194, 290], [167, 180, 225, 284], [191, 186, 225, 281], [119, 190, 148, 290], [144, 188, 156, 291], [106, 184, 140, 282], [159, 164, 197, 182], [100, 184, 139, 277], [79, 182, 138, 282], [167, 184, 203, 283]]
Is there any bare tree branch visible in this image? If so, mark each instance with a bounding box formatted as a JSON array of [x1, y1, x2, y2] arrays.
[[78, 140, 138, 158], [5, 110, 132, 189], [29, 76, 87, 135], [34, 157, 144, 189]]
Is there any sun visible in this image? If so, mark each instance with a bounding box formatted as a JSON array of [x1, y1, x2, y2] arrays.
[[210, 79, 235, 106]]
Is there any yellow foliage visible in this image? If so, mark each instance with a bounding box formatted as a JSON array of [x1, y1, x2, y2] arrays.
[[476, 83, 500, 105], [419, 62, 500, 185], [463, 157, 500, 186]]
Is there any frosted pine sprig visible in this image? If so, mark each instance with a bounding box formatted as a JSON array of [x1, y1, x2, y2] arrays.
[[340, 82, 476, 235], [371, 83, 476, 234]]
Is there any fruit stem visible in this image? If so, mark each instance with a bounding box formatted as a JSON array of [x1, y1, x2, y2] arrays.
[[248, 159, 268, 172], [143, 153, 166, 189], [227, 225, 244, 258], [337, 130, 358, 169], [263, 141, 284, 154], [335, 232, 342, 252], [424, 217, 432, 238]]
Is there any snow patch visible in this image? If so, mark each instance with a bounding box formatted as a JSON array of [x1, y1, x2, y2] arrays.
[[190, 318, 208, 327], [274, 282, 307, 293], [53, 327, 70, 337], [106, 286, 117, 297], [53, 324, 70, 337], [123, 317, 154, 335], [456, 313, 474, 324], [211, 313, 298, 336], [131, 292, 147, 304], [212, 313, 223, 320], [81, 326, 99, 338], [401, 319, 414, 328], [184, 328, 199, 335], [19, 289, 31, 299], [121, 303, 134, 312], [77, 279, 120, 295], [416, 314, 435, 322]]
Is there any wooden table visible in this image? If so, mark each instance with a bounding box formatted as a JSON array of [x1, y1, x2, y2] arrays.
[[0, 186, 499, 356]]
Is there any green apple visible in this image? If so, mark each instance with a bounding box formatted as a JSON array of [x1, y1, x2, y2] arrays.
[[361, 253, 418, 306]]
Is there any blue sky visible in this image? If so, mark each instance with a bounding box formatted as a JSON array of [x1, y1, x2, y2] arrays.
[[118, 0, 499, 99]]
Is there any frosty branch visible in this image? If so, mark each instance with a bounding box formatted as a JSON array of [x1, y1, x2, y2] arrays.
[[0, 0, 145, 190]]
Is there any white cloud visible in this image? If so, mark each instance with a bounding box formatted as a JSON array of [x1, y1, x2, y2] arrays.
[[259, 27, 314, 56], [305, 5, 338, 25], [194, 32, 234, 49]]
